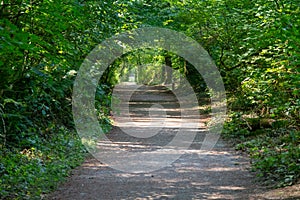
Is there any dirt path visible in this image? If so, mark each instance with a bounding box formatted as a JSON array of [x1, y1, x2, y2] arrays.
[[47, 83, 295, 200]]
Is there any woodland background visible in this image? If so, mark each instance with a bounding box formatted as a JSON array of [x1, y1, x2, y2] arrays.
[[0, 0, 299, 199]]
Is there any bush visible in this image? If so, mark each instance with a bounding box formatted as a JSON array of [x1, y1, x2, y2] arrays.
[[232, 127, 300, 187], [0, 128, 86, 200]]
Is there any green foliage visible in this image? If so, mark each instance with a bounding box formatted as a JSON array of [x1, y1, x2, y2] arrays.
[[95, 84, 113, 133], [224, 110, 299, 186], [0, 0, 120, 148], [0, 128, 85, 200], [174, 0, 300, 187], [235, 129, 300, 187], [222, 112, 251, 139], [0, 0, 125, 198], [0, 0, 299, 196]]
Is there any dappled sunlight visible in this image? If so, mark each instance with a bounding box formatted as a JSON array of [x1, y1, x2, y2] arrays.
[[5, 0, 298, 198], [203, 167, 241, 172], [115, 118, 203, 129], [212, 186, 246, 190], [90, 84, 228, 173], [49, 84, 264, 199], [68, 151, 258, 199]]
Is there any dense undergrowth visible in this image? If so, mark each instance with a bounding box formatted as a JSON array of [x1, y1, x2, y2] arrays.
[[0, 0, 299, 199], [175, 0, 300, 188], [223, 110, 300, 187], [0, 1, 118, 199], [0, 129, 85, 199]]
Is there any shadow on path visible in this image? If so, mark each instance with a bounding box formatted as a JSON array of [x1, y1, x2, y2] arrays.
[[48, 83, 271, 200]]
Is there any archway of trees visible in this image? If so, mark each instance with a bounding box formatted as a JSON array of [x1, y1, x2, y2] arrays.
[[0, 0, 299, 198]]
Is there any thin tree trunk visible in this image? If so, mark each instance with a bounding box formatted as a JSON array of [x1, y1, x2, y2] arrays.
[[164, 55, 172, 85]]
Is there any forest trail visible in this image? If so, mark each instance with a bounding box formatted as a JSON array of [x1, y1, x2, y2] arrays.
[[48, 83, 269, 200]]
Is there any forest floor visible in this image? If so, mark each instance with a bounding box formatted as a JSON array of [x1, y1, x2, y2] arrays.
[[47, 83, 299, 200]]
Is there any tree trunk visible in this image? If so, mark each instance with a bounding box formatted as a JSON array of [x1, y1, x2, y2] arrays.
[[164, 55, 172, 85]]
